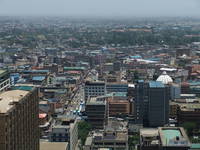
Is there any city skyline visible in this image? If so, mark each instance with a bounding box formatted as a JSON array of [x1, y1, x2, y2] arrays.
[[0, 0, 200, 17]]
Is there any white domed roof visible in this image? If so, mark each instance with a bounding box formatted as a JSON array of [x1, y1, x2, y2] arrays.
[[156, 71, 173, 84]]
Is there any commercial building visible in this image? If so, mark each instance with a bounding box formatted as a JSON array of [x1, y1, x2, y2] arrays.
[[0, 88, 39, 150], [135, 81, 170, 127], [84, 118, 128, 150], [140, 127, 191, 150], [84, 80, 106, 101], [0, 69, 10, 92], [49, 116, 78, 150], [107, 98, 130, 117], [106, 83, 128, 94], [86, 96, 107, 129]]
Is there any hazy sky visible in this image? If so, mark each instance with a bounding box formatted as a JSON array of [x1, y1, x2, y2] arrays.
[[0, 0, 200, 17]]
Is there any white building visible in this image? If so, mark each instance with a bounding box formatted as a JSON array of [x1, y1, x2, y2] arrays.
[[84, 81, 106, 101]]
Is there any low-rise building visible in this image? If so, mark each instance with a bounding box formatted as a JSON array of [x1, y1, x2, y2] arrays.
[[140, 127, 191, 150], [84, 119, 128, 150], [49, 116, 78, 150]]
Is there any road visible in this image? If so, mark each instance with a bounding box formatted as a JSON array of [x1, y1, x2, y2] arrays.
[[65, 84, 84, 116]]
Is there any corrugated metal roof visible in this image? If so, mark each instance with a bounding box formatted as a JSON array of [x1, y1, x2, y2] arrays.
[[32, 76, 45, 81], [149, 81, 165, 88]]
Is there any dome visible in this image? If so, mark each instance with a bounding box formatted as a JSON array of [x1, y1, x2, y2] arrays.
[[156, 71, 173, 84]]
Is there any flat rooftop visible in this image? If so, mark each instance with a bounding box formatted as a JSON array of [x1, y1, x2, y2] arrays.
[[159, 127, 190, 147], [87, 97, 106, 105], [162, 129, 181, 145], [40, 142, 68, 150], [140, 128, 159, 137], [149, 81, 165, 88], [0, 69, 6, 75], [0, 90, 29, 113]]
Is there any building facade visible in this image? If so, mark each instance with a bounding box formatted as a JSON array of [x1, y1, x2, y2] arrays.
[[84, 81, 106, 101], [0, 88, 39, 150], [135, 81, 170, 127], [0, 70, 10, 92], [86, 96, 107, 129], [49, 117, 78, 150]]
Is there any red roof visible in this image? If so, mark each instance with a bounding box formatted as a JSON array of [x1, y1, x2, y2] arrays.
[[39, 113, 47, 119]]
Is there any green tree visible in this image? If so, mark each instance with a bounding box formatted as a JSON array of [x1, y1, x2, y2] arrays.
[[78, 121, 92, 145], [182, 122, 197, 136], [129, 135, 139, 150]]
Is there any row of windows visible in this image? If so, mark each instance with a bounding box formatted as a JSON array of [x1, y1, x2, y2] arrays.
[[94, 142, 126, 146], [0, 79, 10, 89]]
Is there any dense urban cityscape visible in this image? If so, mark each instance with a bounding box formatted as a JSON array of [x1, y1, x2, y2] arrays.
[[0, 15, 200, 150]]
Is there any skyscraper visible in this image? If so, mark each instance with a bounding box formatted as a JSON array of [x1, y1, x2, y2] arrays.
[[135, 81, 170, 127], [0, 88, 39, 150]]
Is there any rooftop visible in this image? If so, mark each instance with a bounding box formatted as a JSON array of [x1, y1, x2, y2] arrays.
[[0, 90, 29, 113], [87, 97, 106, 105], [149, 81, 165, 88], [156, 71, 173, 84], [64, 67, 85, 71], [159, 127, 190, 147], [0, 69, 6, 75], [11, 86, 34, 91], [40, 142, 68, 150], [32, 76, 46, 81]]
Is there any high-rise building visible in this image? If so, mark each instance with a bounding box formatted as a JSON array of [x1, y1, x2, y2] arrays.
[[84, 81, 106, 101], [135, 81, 170, 127], [86, 96, 107, 129], [0, 88, 39, 150]]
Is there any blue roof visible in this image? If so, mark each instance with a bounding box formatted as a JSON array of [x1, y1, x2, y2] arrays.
[[191, 144, 200, 149], [145, 58, 160, 61], [23, 70, 49, 73], [32, 76, 45, 81], [149, 81, 165, 88], [11, 86, 34, 91], [138, 80, 144, 83], [130, 55, 142, 59], [48, 98, 59, 102]]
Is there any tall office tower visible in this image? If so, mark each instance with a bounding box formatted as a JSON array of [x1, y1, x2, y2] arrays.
[[0, 88, 39, 150], [0, 70, 10, 92], [84, 80, 106, 101], [86, 96, 107, 129], [135, 81, 170, 127]]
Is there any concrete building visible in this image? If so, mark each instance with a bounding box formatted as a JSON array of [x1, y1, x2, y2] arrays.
[[84, 119, 128, 150], [140, 127, 191, 150], [106, 83, 128, 94], [103, 63, 114, 72], [135, 81, 170, 127], [0, 70, 10, 92], [84, 80, 106, 101], [86, 96, 107, 129], [49, 117, 78, 150], [0, 88, 39, 150], [107, 98, 130, 117]]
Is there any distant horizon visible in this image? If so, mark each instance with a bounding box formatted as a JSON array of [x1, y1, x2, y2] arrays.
[[0, 0, 200, 18]]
